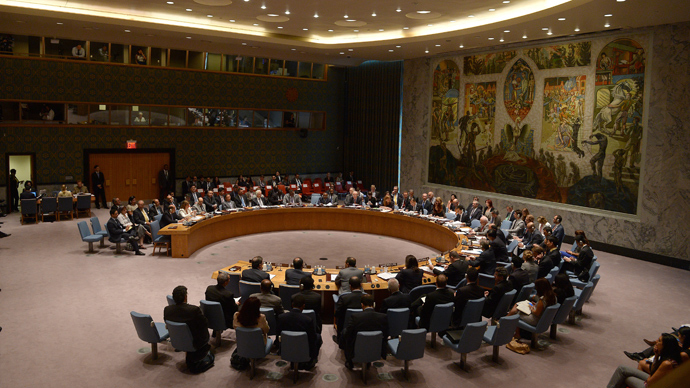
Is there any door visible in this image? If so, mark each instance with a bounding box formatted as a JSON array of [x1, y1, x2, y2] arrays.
[[88, 152, 170, 203], [6, 153, 36, 214]]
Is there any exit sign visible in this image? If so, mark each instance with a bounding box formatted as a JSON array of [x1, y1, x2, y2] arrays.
[[126, 140, 137, 149]]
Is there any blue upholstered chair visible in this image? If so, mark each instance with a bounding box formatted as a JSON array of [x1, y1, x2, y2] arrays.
[[550, 296, 578, 339], [517, 303, 561, 348], [470, 219, 481, 229], [75, 195, 91, 218], [343, 308, 362, 332], [442, 321, 488, 370], [448, 278, 467, 290], [332, 291, 349, 305], [130, 311, 169, 360], [20, 198, 38, 224], [478, 273, 496, 288], [544, 266, 560, 285], [408, 284, 436, 300], [387, 328, 427, 379], [77, 220, 104, 253], [310, 193, 321, 205], [491, 289, 517, 324], [166, 294, 175, 306], [278, 284, 300, 311], [280, 331, 311, 383], [570, 281, 595, 323], [90, 216, 108, 246], [353, 331, 383, 383], [506, 239, 519, 253], [165, 320, 196, 353], [238, 280, 261, 305], [200, 300, 228, 346], [501, 219, 512, 230], [302, 309, 319, 333], [459, 297, 485, 328], [570, 261, 600, 288], [483, 314, 520, 362], [223, 272, 241, 298], [260, 307, 277, 336], [57, 196, 73, 221], [514, 283, 535, 304], [150, 220, 170, 256], [387, 308, 410, 338], [154, 214, 163, 222], [235, 327, 273, 379], [415, 302, 453, 347], [39, 197, 58, 222]]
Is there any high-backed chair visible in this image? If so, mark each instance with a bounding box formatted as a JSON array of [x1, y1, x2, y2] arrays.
[[279, 284, 301, 310], [200, 300, 228, 346], [506, 239, 519, 254], [302, 309, 319, 333], [343, 308, 362, 332], [448, 278, 467, 290], [501, 220, 512, 230], [353, 331, 383, 383], [20, 198, 38, 224], [415, 302, 453, 348], [470, 219, 481, 229], [491, 289, 517, 324], [280, 331, 311, 383], [235, 327, 273, 379], [75, 195, 91, 218], [570, 262, 600, 288], [154, 213, 163, 222], [408, 284, 435, 300], [514, 283, 535, 304], [387, 308, 410, 338], [165, 320, 196, 353], [550, 296, 578, 339], [478, 273, 495, 288], [260, 307, 277, 336], [517, 303, 561, 348], [483, 314, 520, 362], [223, 272, 241, 297], [130, 311, 169, 360], [89, 216, 108, 248], [39, 197, 58, 222], [459, 298, 485, 328], [442, 321, 489, 370], [57, 196, 73, 221], [310, 193, 321, 205], [77, 221, 104, 253], [238, 280, 261, 305], [570, 281, 595, 323], [150, 220, 170, 256], [387, 328, 427, 379], [545, 266, 560, 284], [166, 294, 175, 306]]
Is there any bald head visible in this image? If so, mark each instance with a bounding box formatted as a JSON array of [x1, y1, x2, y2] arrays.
[[388, 279, 400, 293], [260, 279, 273, 293]]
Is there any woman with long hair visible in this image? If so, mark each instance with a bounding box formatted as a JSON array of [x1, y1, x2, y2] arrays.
[[607, 333, 683, 388], [447, 194, 458, 212], [552, 273, 575, 304], [484, 199, 494, 218], [431, 197, 445, 217], [507, 278, 557, 335], [178, 200, 194, 218], [564, 229, 590, 257], [395, 255, 424, 293], [233, 297, 269, 344]]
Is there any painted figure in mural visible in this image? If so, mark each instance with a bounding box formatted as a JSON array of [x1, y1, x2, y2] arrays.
[[623, 116, 643, 168], [457, 111, 474, 146], [556, 120, 573, 150], [630, 48, 645, 73], [593, 79, 636, 134], [612, 91, 638, 135], [442, 103, 456, 141], [465, 123, 481, 167], [571, 118, 585, 158], [569, 161, 581, 184], [583, 133, 608, 180], [556, 155, 567, 186], [599, 53, 613, 70], [612, 149, 627, 195]]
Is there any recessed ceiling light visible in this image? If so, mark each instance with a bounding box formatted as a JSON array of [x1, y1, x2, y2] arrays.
[[348, 48, 354, 51], [353, 29, 359, 32], [489, 8, 496, 11], [186, 36, 191, 39], [396, 8, 401, 12], [468, 14, 474, 17], [261, 4, 266, 9], [207, 14, 213, 17], [314, 13, 319, 18], [504, 30, 510, 33], [229, 19, 235, 22], [459, 44, 464, 48], [604, 13, 612, 17], [500, 38, 504, 42], [428, 24, 433, 27], [604, 23, 611, 27], [425, 49, 429, 53], [253, 23, 259, 26], [450, 20, 456, 23], [616, 0, 625, 2], [574, 27, 580, 32], [488, 37, 494, 40], [396, 45, 401, 48], [243, 0, 249, 2], [372, 12, 377, 16], [185, 8, 192, 11], [417, 10, 431, 14], [346, 19, 356, 22], [166, 1, 174, 4], [291, 48, 296, 50], [267, 13, 278, 17], [435, 44, 441, 46], [503, 0, 510, 3], [285, 10, 290, 14], [522, 34, 527, 38], [328, 29, 334, 32], [389, 49, 394, 52], [558, 17, 566, 21], [379, 28, 384, 31], [56, 22, 63, 25], [340, 52, 345, 54], [124, 29, 130, 32], [547, 31, 553, 35], [542, 27, 549, 30], [303, 28, 308, 31], [403, 27, 409, 30], [277, 26, 283, 29]]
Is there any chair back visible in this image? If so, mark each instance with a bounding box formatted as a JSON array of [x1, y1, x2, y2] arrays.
[[395, 328, 427, 361], [131, 311, 168, 344], [589, 261, 601, 279], [470, 219, 481, 229], [428, 302, 454, 333], [506, 239, 519, 253], [478, 273, 495, 289], [448, 278, 467, 290], [77, 221, 92, 240], [586, 274, 601, 301], [455, 321, 489, 353], [445, 212, 456, 220], [41, 197, 58, 213], [501, 220, 512, 230], [223, 273, 241, 297], [236, 327, 269, 359], [423, 209, 429, 215], [460, 298, 485, 327], [57, 196, 73, 212], [408, 284, 436, 300], [166, 294, 175, 306], [387, 308, 410, 337], [279, 284, 301, 310], [90, 216, 104, 234], [572, 282, 594, 311], [310, 193, 321, 205], [302, 309, 318, 332], [150, 220, 161, 241], [280, 331, 311, 363], [76, 195, 91, 210], [165, 320, 196, 352], [353, 331, 383, 364], [344, 308, 362, 329], [200, 300, 227, 332], [514, 283, 534, 303], [484, 314, 520, 346], [492, 289, 517, 321], [533, 303, 561, 333], [552, 296, 577, 325], [154, 214, 163, 222], [260, 307, 277, 336], [238, 280, 261, 304], [547, 266, 560, 284], [21, 198, 38, 215]]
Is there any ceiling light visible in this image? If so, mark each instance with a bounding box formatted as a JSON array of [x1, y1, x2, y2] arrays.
[[450, 20, 456, 23], [574, 27, 580, 32], [56, 22, 63, 24], [547, 31, 553, 35], [428, 24, 433, 27], [500, 38, 504, 42], [185, 8, 192, 11], [267, 13, 278, 17], [229, 19, 235, 22], [277, 26, 283, 29], [253, 23, 259, 26], [244, 0, 249, 2], [372, 12, 377, 16], [207, 14, 213, 17], [503, 0, 510, 3], [558, 17, 566, 21], [348, 48, 354, 51], [459, 44, 464, 48], [489, 8, 496, 11], [396, 45, 401, 48], [124, 29, 130, 32], [504, 30, 510, 33], [616, 0, 625, 2], [186, 36, 192, 39], [261, 4, 266, 9], [303, 28, 308, 31], [353, 29, 359, 32], [379, 28, 384, 31], [604, 23, 611, 27], [604, 13, 612, 17], [242, 42, 247, 45], [468, 14, 475, 18], [166, 1, 174, 4], [425, 49, 429, 53], [314, 13, 319, 18], [435, 44, 441, 47], [285, 10, 290, 14], [542, 27, 549, 30], [291, 48, 296, 50], [340, 52, 344, 54], [488, 37, 494, 40], [396, 8, 401, 12], [344, 14, 348, 18], [346, 19, 356, 22], [417, 10, 431, 14], [328, 29, 334, 32], [522, 34, 527, 38], [389, 49, 394, 52], [403, 27, 409, 30]]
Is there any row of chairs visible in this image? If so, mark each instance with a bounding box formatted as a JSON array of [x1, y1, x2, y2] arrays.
[[20, 196, 92, 224], [77, 215, 170, 255]]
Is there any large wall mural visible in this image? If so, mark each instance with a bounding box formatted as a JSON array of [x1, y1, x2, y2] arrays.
[[431, 60, 460, 142], [428, 37, 646, 215]]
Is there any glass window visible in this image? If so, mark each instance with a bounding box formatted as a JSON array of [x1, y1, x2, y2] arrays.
[[110, 44, 126, 64], [268, 111, 282, 128], [269, 59, 285, 75], [238, 56, 253, 73], [110, 105, 130, 125], [217, 109, 237, 127], [254, 111, 269, 128], [131, 106, 150, 126], [310, 112, 325, 129], [282, 112, 297, 128], [45, 38, 85, 59], [187, 108, 206, 126], [21, 103, 65, 123], [285, 60, 298, 77], [254, 58, 269, 75], [238, 110, 253, 127], [298, 62, 312, 78], [90, 42, 111, 62], [169, 49, 186, 68], [297, 112, 311, 128], [88, 104, 109, 124], [3, 35, 40, 57], [223, 55, 237, 72], [150, 48, 167, 66], [67, 104, 89, 124], [206, 109, 222, 126], [132, 46, 148, 65], [169, 107, 186, 126], [206, 53, 222, 71], [0, 101, 21, 123], [188, 51, 204, 69], [313, 63, 326, 79], [150, 106, 169, 126]]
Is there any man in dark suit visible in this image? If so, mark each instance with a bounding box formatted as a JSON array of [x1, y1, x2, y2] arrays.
[[488, 209, 502, 227], [366, 185, 380, 207], [285, 257, 310, 285], [106, 207, 144, 255], [164, 285, 214, 373], [469, 239, 497, 275], [132, 200, 153, 238], [543, 235, 562, 269], [481, 267, 514, 318], [508, 257, 530, 296], [251, 190, 269, 207], [516, 222, 544, 255], [158, 164, 173, 201], [19, 188, 36, 199], [277, 294, 321, 370], [452, 268, 485, 327], [231, 186, 249, 208], [561, 234, 593, 277], [205, 271, 238, 329], [536, 243, 555, 279], [268, 186, 283, 205], [188, 185, 200, 205], [380, 278, 412, 314], [462, 200, 483, 223], [418, 193, 433, 214], [431, 250, 469, 287], [552, 215, 565, 249], [292, 276, 323, 333], [160, 204, 182, 229], [390, 186, 403, 209], [341, 294, 388, 370], [334, 277, 366, 342], [91, 165, 107, 209], [487, 229, 509, 263], [241, 256, 270, 282], [148, 199, 163, 217], [505, 205, 516, 222], [181, 176, 193, 199], [203, 190, 218, 212], [410, 274, 455, 330]]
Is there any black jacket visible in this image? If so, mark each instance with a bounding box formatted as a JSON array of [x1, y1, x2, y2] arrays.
[[482, 280, 514, 318], [342, 308, 388, 362], [277, 308, 320, 359], [163, 303, 210, 351], [395, 268, 424, 294], [241, 268, 270, 283], [411, 288, 454, 330], [452, 283, 485, 327], [205, 284, 238, 328]]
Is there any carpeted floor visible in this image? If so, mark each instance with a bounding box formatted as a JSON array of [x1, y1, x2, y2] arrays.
[[0, 208, 688, 387]]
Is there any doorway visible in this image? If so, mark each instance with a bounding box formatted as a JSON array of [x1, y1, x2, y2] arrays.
[[6, 153, 36, 214]]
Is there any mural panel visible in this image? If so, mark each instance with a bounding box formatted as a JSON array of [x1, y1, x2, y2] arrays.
[[459, 82, 496, 167], [524, 41, 592, 69], [503, 59, 535, 124], [541, 76, 587, 158], [463, 50, 517, 76], [431, 60, 460, 142]]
